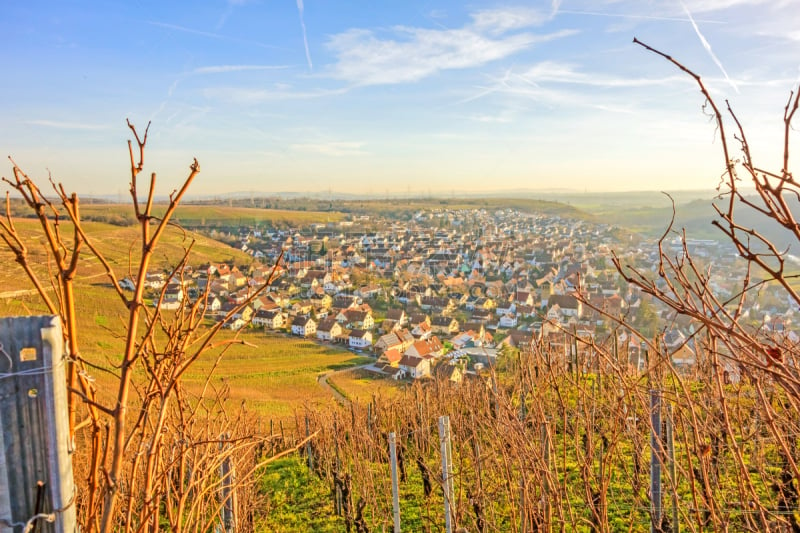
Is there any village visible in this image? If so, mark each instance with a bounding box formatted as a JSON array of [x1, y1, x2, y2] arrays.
[[132, 206, 797, 383]]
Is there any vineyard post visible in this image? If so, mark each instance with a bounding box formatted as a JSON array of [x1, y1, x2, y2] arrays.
[[439, 415, 455, 533], [305, 415, 313, 471], [389, 432, 401, 533], [666, 403, 678, 533], [541, 421, 552, 533], [367, 402, 373, 462], [219, 433, 237, 533], [334, 418, 342, 516], [270, 419, 275, 456], [650, 390, 663, 533], [472, 413, 484, 507], [519, 386, 527, 532]]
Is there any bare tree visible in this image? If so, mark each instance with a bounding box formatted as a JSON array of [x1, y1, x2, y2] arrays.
[[1, 121, 293, 532]]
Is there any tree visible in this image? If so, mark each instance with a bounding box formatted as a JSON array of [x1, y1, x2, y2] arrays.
[[0, 122, 295, 532]]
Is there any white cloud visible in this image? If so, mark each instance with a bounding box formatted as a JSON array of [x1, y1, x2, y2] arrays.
[[148, 20, 283, 50], [290, 141, 366, 157], [325, 16, 577, 86], [520, 61, 687, 88], [193, 65, 288, 74], [202, 87, 348, 103], [684, 0, 768, 13], [26, 120, 110, 131], [470, 7, 547, 35], [465, 112, 515, 123]]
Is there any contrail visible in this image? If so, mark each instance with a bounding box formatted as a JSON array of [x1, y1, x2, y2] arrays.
[[551, 0, 562, 17], [297, 0, 313, 70], [680, 1, 739, 93]]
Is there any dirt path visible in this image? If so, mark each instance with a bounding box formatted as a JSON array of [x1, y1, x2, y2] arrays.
[[317, 363, 374, 405]]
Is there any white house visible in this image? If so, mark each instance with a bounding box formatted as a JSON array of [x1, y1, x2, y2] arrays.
[[316, 318, 342, 342], [253, 308, 284, 329], [348, 329, 373, 349], [291, 316, 317, 337], [499, 313, 518, 328], [398, 355, 430, 379]]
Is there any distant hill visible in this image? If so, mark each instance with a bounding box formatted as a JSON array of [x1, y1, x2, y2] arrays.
[[190, 196, 588, 220]]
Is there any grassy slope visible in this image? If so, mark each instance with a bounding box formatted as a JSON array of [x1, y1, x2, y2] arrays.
[[0, 218, 250, 290], [182, 331, 372, 419], [0, 215, 371, 422], [327, 368, 404, 403]]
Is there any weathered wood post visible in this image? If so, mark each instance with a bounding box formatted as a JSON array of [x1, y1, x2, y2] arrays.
[[0, 316, 76, 533]]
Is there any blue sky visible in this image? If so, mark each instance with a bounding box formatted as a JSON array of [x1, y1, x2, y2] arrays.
[[1, 1, 799, 196]]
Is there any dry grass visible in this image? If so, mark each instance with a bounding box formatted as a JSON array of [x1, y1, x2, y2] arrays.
[[327, 368, 404, 403], [181, 331, 373, 419]]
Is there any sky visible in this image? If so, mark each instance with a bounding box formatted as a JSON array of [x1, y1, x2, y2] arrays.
[[1, 0, 799, 196]]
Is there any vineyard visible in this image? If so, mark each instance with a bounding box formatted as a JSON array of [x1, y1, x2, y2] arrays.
[[290, 332, 800, 532]]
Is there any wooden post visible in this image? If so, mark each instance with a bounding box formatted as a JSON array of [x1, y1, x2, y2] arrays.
[[270, 419, 275, 456], [219, 433, 237, 533], [367, 402, 373, 461], [650, 390, 662, 533], [389, 432, 401, 533], [0, 316, 76, 533], [541, 421, 551, 533], [666, 404, 678, 533], [519, 387, 527, 532], [439, 416, 455, 533], [334, 418, 342, 517], [305, 415, 313, 471]]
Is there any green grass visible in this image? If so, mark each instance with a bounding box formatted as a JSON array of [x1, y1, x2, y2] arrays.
[[257, 457, 344, 532]]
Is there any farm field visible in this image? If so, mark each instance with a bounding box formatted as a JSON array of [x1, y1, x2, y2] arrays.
[[181, 331, 373, 419], [327, 367, 404, 403], [0, 286, 372, 422]]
